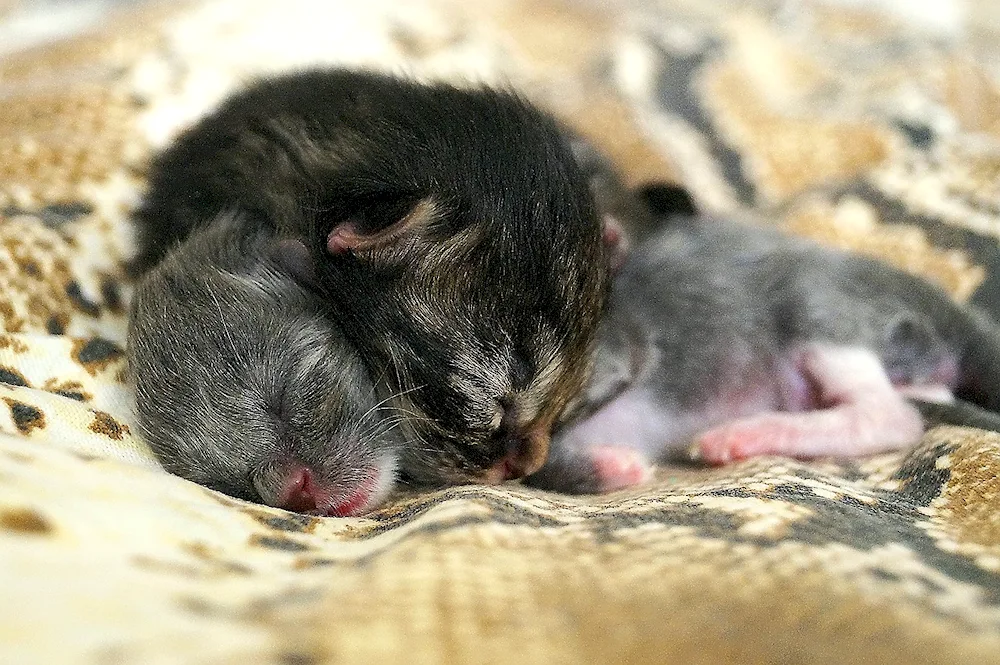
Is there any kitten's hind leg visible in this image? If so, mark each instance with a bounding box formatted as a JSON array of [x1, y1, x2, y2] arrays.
[[696, 345, 925, 464]]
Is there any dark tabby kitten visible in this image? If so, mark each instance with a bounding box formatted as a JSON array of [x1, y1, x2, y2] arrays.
[[530, 196, 1000, 494], [128, 69, 608, 512]]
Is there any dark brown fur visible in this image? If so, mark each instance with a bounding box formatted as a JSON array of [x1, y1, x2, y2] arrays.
[[128, 69, 608, 501]]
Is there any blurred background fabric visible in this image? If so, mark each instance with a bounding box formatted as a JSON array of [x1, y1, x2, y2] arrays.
[[0, 1, 999, 663]]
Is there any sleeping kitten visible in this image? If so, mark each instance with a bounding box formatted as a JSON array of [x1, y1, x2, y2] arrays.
[[529, 204, 1000, 494], [129, 69, 608, 503], [128, 215, 400, 515]]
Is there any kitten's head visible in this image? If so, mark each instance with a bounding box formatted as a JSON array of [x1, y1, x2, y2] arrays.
[[128, 219, 401, 515], [297, 75, 608, 487]]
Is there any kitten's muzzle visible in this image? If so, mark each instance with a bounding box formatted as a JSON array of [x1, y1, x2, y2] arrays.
[[254, 461, 382, 517], [482, 424, 551, 483]]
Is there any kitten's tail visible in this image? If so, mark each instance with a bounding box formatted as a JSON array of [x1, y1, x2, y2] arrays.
[[949, 303, 1000, 412]]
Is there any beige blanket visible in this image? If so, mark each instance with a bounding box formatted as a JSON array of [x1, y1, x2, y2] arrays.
[[1, 1, 999, 663]]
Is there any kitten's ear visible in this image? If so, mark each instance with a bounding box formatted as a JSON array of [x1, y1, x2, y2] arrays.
[[602, 214, 630, 274], [270, 238, 316, 285], [326, 195, 438, 255], [637, 182, 698, 218]]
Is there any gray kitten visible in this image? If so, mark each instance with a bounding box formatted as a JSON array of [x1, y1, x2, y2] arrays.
[[530, 211, 1000, 494], [128, 215, 401, 515]]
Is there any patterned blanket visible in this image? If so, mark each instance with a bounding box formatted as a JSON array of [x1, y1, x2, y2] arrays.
[[1, 1, 999, 663]]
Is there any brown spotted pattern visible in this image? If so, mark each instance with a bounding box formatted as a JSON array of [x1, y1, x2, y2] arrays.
[[0, 1, 999, 664]]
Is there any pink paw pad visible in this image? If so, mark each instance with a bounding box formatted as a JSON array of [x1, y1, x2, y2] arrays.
[[588, 445, 652, 492]]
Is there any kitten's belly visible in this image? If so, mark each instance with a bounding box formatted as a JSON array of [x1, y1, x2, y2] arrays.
[[556, 349, 828, 460], [558, 343, 959, 463], [556, 380, 782, 461]]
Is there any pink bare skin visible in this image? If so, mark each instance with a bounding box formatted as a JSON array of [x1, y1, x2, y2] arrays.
[[587, 445, 655, 491], [695, 345, 932, 464], [549, 343, 951, 493]]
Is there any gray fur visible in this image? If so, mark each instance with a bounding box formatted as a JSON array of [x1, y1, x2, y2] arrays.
[[127, 215, 402, 504], [130, 70, 608, 493], [530, 214, 1000, 494]]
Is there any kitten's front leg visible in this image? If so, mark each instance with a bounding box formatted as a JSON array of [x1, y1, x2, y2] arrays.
[[524, 440, 653, 494], [696, 344, 925, 464]]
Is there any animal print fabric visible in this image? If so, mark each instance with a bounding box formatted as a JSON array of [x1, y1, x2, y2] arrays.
[[1, 0, 999, 663]]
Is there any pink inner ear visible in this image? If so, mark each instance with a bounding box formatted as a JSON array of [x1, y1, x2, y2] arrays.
[[327, 222, 362, 255], [326, 198, 436, 256], [602, 214, 630, 273]]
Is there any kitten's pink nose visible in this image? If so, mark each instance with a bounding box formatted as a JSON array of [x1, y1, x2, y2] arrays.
[[274, 463, 376, 517], [276, 465, 321, 512]]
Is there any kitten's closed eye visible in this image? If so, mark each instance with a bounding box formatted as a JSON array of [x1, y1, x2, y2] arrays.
[[489, 400, 506, 431], [495, 394, 522, 435], [508, 350, 535, 391], [270, 238, 315, 284]]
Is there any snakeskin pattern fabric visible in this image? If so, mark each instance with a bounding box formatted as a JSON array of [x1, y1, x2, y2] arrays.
[[1, 1, 999, 663]]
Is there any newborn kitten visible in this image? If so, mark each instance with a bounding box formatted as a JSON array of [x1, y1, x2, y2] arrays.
[[128, 215, 400, 515], [130, 69, 607, 498], [530, 207, 1000, 494]]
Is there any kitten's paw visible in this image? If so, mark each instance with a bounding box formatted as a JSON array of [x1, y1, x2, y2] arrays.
[[525, 444, 653, 494], [588, 444, 653, 492]]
